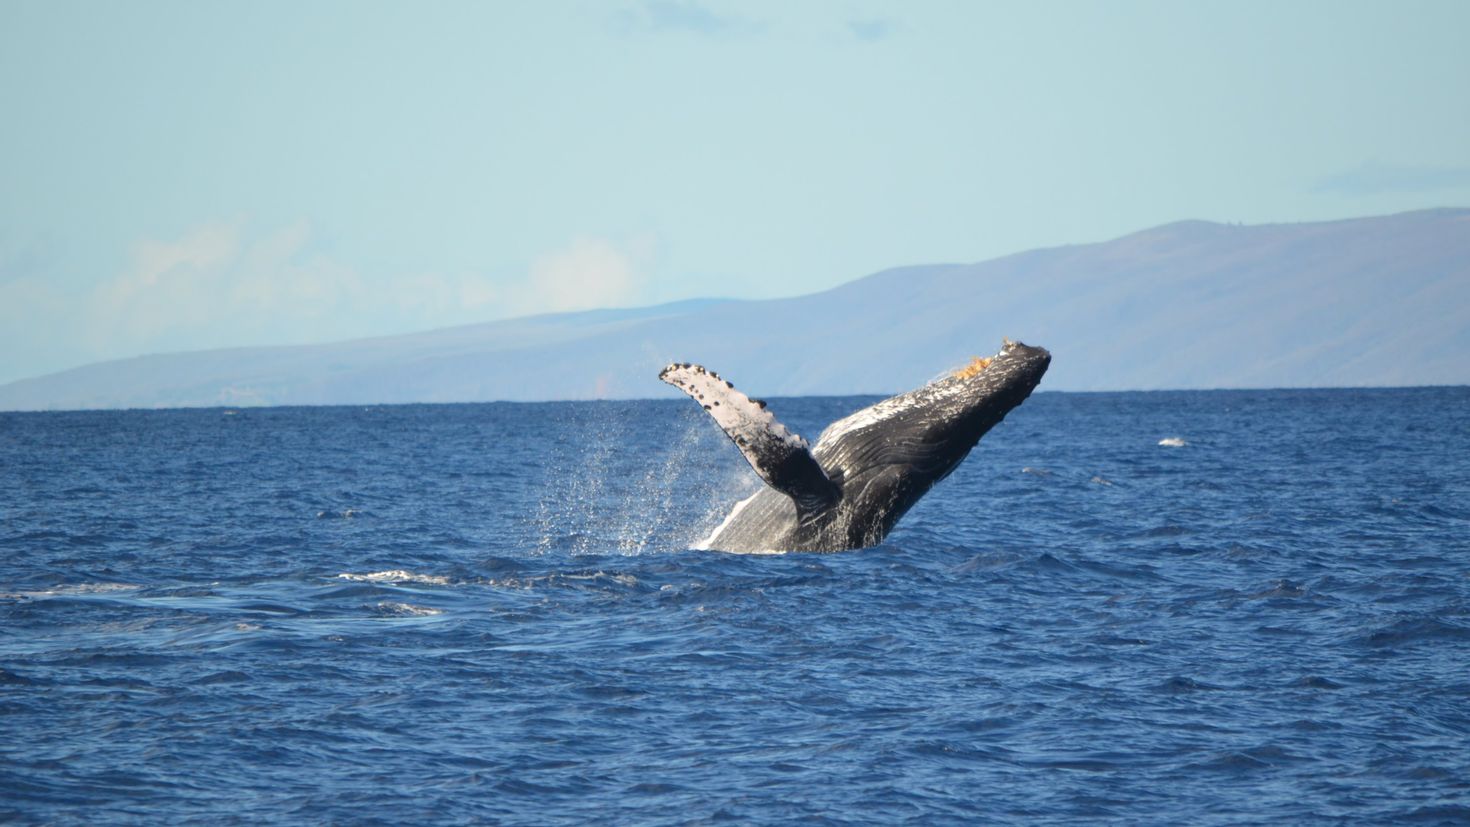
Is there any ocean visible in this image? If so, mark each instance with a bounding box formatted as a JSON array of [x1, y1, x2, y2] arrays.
[[3, 388, 1469, 824]]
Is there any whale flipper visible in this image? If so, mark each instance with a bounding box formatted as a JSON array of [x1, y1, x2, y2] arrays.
[[660, 363, 838, 516]]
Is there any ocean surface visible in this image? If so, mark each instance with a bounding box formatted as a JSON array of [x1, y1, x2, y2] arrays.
[[3, 388, 1469, 825]]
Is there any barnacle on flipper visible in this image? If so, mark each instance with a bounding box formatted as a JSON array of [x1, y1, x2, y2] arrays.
[[952, 356, 993, 380]]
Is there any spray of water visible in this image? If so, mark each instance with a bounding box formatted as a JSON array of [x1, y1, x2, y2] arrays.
[[529, 404, 755, 556]]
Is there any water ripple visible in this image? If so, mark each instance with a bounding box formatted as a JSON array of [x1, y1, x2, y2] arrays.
[[2, 390, 1468, 823]]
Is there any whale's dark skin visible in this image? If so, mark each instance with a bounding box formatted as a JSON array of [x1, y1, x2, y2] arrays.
[[661, 340, 1050, 553]]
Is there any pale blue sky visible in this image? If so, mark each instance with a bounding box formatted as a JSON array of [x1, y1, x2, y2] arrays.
[[2, 0, 1468, 384]]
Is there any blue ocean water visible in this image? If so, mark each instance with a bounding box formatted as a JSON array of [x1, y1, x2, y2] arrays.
[[3, 388, 1469, 825]]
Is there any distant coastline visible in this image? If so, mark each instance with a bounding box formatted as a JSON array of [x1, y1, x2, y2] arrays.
[[5, 383, 1470, 418], [3, 208, 1467, 411]]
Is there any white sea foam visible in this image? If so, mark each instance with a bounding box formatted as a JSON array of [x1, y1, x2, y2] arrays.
[[6, 582, 142, 600], [1158, 437, 1188, 447], [556, 571, 640, 587], [376, 601, 444, 617], [337, 570, 451, 585]]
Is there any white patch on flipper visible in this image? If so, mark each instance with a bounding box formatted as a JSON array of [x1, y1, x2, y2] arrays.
[[659, 364, 807, 451], [695, 490, 759, 550], [661, 363, 837, 513]]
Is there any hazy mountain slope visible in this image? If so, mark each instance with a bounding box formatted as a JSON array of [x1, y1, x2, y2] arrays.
[[830, 208, 1470, 391], [2, 209, 1466, 410]]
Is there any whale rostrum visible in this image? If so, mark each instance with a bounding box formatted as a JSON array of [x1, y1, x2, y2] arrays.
[[661, 340, 1051, 552]]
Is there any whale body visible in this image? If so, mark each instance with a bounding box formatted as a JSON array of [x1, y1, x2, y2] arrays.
[[661, 340, 1050, 552]]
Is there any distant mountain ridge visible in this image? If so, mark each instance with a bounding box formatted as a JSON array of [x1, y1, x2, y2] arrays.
[[3, 208, 1468, 410]]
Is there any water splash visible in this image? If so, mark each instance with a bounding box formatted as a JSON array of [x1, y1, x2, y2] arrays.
[[337, 570, 451, 585], [530, 405, 752, 555]]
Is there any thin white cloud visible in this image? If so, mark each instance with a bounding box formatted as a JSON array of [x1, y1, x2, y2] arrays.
[[75, 220, 516, 361], [0, 270, 77, 382], [84, 220, 368, 353], [612, 1, 764, 37], [520, 235, 655, 314], [3, 222, 660, 382], [1315, 160, 1470, 196], [848, 18, 900, 42]]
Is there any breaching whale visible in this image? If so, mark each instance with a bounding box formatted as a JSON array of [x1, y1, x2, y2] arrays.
[[661, 339, 1050, 553]]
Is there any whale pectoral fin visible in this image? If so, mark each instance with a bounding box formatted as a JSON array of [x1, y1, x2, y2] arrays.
[[661, 363, 838, 515]]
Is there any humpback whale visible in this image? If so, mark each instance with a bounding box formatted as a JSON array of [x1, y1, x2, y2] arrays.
[[661, 340, 1050, 553]]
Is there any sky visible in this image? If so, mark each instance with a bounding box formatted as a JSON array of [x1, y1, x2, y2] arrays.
[[2, 0, 1469, 385]]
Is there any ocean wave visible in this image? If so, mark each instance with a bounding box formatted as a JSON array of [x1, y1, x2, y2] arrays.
[[336, 570, 451, 585], [375, 601, 444, 617], [2, 582, 142, 600], [5, 389, 1469, 825]]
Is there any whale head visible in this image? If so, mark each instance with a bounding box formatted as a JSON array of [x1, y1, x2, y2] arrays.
[[811, 340, 1051, 545]]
